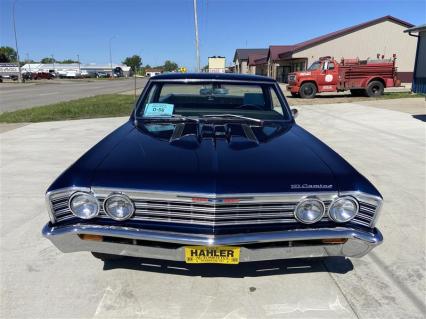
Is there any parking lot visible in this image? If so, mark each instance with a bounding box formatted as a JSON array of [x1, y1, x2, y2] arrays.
[[0, 97, 424, 318], [0, 78, 148, 113]]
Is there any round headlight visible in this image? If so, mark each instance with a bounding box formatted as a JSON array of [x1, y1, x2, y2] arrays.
[[294, 198, 325, 224], [328, 197, 359, 223], [104, 194, 135, 221], [69, 192, 100, 219]]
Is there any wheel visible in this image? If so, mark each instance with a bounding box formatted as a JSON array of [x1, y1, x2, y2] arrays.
[[299, 82, 317, 99], [350, 89, 365, 96], [290, 92, 298, 97], [91, 252, 123, 261], [366, 81, 384, 97]]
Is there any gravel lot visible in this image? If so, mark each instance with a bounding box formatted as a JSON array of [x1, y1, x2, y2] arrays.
[[0, 99, 425, 318]]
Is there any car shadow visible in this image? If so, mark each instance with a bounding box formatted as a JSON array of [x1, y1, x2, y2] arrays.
[[412, 114, 426, 122], [101, 256, 353, 277]]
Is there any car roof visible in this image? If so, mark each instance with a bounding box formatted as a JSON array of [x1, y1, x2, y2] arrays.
[[150, 72, 276, 83]]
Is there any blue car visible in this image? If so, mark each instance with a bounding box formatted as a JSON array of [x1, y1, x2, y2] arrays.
[[43, 73, 383, 264]]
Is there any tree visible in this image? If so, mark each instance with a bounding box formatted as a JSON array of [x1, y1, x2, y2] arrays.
[[40, 57, 56, 64], [61, 59, 79, 64], [122, 55, 142, 72], [0, 46, 17, 63], [163, 60, 178, 72]]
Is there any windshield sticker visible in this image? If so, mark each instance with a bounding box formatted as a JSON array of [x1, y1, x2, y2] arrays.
[[144, 103, 174, 117]]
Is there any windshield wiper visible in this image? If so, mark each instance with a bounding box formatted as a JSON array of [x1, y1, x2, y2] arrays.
[[139, 114, 199, 123], [202, 114, 263, 124]]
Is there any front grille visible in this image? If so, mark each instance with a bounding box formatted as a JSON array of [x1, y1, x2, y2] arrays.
[[130, 199, 326, 226], [47, 189, 380, 228]]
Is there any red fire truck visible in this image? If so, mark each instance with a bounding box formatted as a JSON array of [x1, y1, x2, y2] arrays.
[[287, 55, 401, 98]]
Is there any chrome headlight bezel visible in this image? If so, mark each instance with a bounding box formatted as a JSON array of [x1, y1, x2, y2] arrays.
[[328, 196, 359, 223], [103, 193, 135, 221], [294, 198, 326, 224], [68, 191, 100, 219]]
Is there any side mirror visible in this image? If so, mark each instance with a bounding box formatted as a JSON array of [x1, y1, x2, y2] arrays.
[[291, 108, 299, 119]]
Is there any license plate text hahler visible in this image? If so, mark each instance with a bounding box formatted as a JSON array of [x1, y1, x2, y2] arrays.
[[184, 246, 240, 264]]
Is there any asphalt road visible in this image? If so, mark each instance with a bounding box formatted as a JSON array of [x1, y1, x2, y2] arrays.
[[0, 78, 148, 113], [0, 99, 425, 318]]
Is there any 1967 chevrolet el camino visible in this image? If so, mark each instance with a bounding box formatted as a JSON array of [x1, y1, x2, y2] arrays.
[[43, 73, 383, 264]]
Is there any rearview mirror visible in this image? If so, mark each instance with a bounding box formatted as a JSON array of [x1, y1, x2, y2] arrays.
[[291, 108, 299, 119]]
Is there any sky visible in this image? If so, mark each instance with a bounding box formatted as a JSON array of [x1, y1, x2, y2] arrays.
[[1, 0, 425, 71]]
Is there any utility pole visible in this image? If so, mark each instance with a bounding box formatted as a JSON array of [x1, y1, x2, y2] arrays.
[[12, 0, 22, 83], [51, 54, 55, 72], [193, 0, 200, 72], [109, 36, 115, 78], [77, 54, 81, 73], [26, 52, 31, 73]]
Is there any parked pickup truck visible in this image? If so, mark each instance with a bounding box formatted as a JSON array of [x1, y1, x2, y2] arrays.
[[287, 56, 401, 98]]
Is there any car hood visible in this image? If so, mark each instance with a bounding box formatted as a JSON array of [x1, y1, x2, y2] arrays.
[[85, 121, 339, 194]]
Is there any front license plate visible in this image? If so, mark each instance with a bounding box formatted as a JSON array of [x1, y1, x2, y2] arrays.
[[184, 246, 240, 264]]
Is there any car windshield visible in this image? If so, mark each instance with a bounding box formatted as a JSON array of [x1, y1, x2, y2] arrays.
[[135, 82, 290, 121], [307, 61, 321, 70]]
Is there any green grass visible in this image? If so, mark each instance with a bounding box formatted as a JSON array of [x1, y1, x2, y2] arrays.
[[0, 94, 135, 123], [382, 92, 423, 99]]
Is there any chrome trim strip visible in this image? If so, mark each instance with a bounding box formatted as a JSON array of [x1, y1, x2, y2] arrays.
[[130, 216, 299, 226], [149, 78, 276, 85], [92, 187, 338, 203], [133, 211, 295, 220]]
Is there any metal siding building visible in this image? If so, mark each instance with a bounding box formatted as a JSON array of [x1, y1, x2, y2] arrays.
[[405, 24, 426, 93]]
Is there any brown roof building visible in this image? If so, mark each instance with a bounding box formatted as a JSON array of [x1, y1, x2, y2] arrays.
[[233, 48, 268, 74], [235, 16, 416, 83]]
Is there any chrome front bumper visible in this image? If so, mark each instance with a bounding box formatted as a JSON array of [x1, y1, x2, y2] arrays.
[[42, 223, 383, 261]]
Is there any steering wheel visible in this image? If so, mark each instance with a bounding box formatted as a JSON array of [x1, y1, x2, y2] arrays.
[[236, 104, 264, 111]]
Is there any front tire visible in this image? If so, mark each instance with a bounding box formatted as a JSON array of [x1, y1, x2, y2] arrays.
[[299, 83, 317, 99], [91, 252, 123, 261], [366, 81, 384, 97]]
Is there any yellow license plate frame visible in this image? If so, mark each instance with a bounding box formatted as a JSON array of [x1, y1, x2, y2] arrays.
[[184, 246, 240, 264]]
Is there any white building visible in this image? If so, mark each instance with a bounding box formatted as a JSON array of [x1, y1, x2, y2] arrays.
[[208, 56, 226, 73], [21, 63, 132, 77]]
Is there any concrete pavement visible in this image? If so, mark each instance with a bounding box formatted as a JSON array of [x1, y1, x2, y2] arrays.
[[0, 100, 425, 318], [0, 78, 147, 113]]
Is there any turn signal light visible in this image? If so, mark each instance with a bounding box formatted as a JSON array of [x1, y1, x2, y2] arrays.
[[321, 238, 348, 244], [79, 234, 103, 241]]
